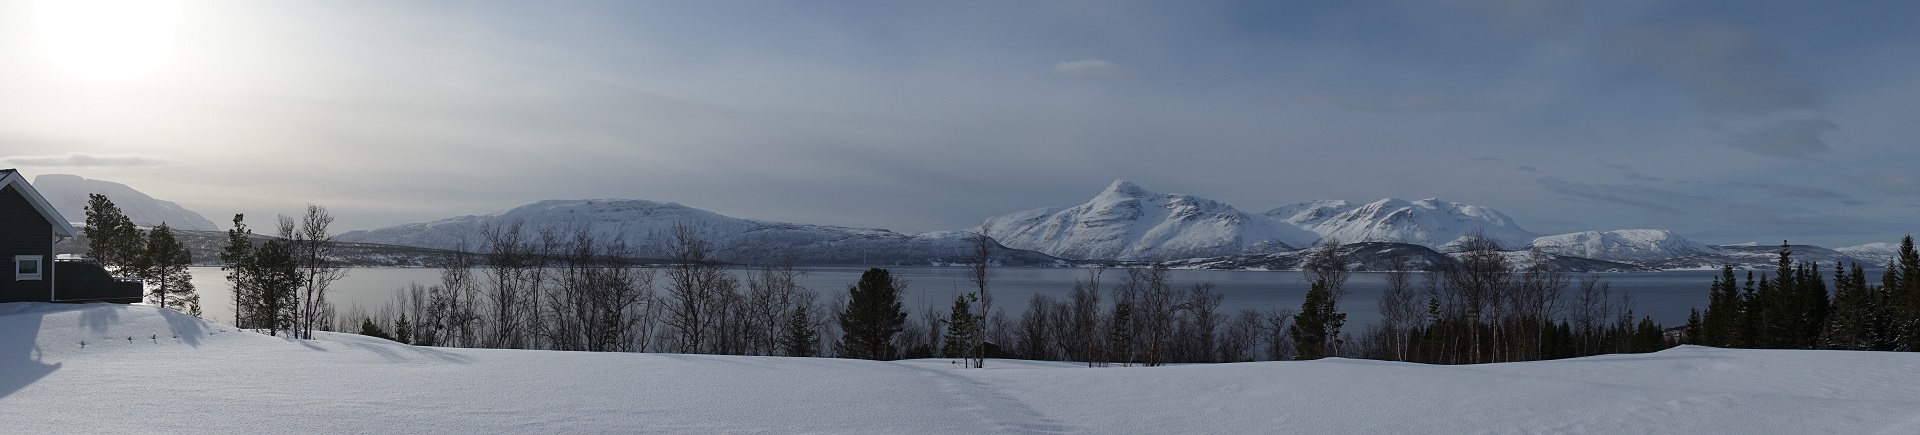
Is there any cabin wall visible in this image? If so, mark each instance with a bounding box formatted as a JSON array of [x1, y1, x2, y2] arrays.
[[0, 185, 54, 302]]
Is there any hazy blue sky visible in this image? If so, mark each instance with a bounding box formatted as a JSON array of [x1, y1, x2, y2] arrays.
[[0, 0, 1914, 246]]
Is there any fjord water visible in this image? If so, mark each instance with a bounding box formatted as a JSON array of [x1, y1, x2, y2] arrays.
[[187, 267, 1727, 330]]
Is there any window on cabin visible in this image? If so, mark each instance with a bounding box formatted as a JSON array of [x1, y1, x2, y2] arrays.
[[15, 255, 41, 281]]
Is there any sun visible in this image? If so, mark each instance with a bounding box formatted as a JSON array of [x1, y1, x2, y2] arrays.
[[32, 0, 183, 81]]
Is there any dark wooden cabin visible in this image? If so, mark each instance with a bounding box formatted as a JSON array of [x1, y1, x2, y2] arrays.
[[1, 169, 141, 304]]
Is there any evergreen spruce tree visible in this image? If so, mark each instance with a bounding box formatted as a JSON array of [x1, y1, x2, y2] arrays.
[[82, 193, 142, 273], [1738, 271, 1758, 348], [1701, 265, 1740, 347], [1823, 263, 1875, 350], [942, 293, 979, 359], [394, 313, 413, 345], [835, 268, 906, 360], [1289, 279, 1344, 360], [1850, 263, 1893, 351], [1794, 262, 1830, 349], [244, 239, 302, 335], [1893, 235, 1920, 351], [358, 317, 393, 340], [780, 302, 820, 357], [1683, 308, 1703, 345], [1761, 242, 1797, 348], [1754, 274, 1783, 348], [221, 214, 257, 328], [1631, 316, 1665, 353], [1107, 297, 1134, 365], [138, 224, 200, 317]]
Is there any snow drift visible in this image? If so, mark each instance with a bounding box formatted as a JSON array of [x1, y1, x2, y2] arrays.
[[5, 303, 1919, 434]]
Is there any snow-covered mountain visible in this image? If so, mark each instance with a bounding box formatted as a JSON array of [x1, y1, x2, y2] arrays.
[[980, 180, 1315, 261], [32, 174, 218, 231], [335, 199, 1061, 266], [981, 180, 1539, 261], [1528, 229, 1721, 263], [1837, 242, 1900, 266], [1267, 197, 1537, 252]]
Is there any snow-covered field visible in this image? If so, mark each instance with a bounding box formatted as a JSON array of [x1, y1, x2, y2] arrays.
[[5, 303, 1918, 434]]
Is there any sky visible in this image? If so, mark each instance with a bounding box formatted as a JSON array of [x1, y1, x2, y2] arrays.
[[0, 0, 1915, 247]]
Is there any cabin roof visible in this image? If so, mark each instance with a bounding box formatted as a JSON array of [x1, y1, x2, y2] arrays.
[[0, 168, 80, 238]]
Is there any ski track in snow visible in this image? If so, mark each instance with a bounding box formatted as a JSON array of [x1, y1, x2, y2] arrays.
[[909, 363, 1079, 434]]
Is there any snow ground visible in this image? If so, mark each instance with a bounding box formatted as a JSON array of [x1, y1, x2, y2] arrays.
[[4, 303, 1919, 434]]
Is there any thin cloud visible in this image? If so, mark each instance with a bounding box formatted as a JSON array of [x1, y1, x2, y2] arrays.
[[1596, 20, 1840, 159], [1051, 59, 1133, 80], [1728, 117, 1836, 159], [1536, 177, 1687, 214], [1428, 0, 1579, 38], [1739, 182, 1848, 199], [0, 153, 179, 168], [1856, 168, 1920, 194], [1598, 21, 1817, 112], [1304, 91, 1495, 112]]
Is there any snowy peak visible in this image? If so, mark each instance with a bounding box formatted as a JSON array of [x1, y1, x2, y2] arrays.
[[1529, 229, 1720, 262], [31, 174, 218, 231], [1293, 197, 1535, 251], [1836, 242, 1900, 266], [1098, 179, 1151, 199], [982, 181, 1313, 261], [985, 181, 1546, 260], [1262, 199, 1354, 226]]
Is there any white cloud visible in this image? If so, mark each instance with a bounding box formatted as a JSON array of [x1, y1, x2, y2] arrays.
[[1051, 59, 1132, 80], [0, 153, 180, 168]]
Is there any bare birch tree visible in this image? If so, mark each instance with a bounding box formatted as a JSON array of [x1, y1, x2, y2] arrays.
[[283, 205, 347, 340]]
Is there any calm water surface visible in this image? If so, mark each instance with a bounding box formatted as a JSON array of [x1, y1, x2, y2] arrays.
[[187, 267, 1726, 329]]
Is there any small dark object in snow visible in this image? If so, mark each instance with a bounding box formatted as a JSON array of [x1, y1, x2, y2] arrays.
[[127, 336, 133, 343], [80, 341, 86, 349]]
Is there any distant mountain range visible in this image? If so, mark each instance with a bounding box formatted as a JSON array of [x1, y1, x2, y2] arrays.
[[977, 180, 1900, 270], [332, 199, 1063, 266], [982, 180, 1536, 261], [34, 174, 218, 231], [39, 174, 1907, 270]]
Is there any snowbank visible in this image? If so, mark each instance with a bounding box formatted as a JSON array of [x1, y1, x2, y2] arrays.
[[3, 303, 1917, 433]]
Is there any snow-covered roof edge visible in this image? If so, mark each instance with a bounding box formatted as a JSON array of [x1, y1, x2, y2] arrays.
[[0, 169, 80, 238]]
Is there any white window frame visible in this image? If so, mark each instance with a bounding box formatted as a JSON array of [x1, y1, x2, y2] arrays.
[[15, 255, 42, 281]]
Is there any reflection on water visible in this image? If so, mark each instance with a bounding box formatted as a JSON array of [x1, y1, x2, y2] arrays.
[[187, 266, 1725, 329]]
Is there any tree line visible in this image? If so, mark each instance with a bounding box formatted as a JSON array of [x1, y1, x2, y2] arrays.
[[342, 229, 1680, 367], [1691, 237, 1920, 352], [349, 222, 827, 355], [82, 193, 348, 341], [972, 237, 1674, 365]]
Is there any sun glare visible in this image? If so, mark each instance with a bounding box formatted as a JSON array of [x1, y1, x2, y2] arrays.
[[33, 0, 183, 81]]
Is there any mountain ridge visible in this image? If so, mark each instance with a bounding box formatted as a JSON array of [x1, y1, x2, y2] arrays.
[[32, 173, 218, 231], [336, 198, 1064, 266]]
